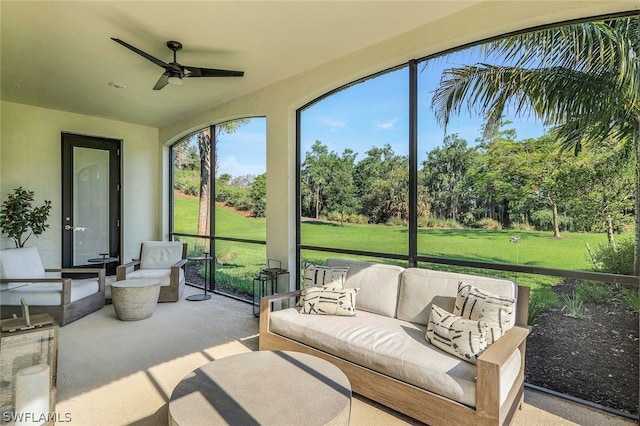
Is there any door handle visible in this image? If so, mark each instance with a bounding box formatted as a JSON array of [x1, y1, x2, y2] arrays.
[[64, 224, 87, 231]]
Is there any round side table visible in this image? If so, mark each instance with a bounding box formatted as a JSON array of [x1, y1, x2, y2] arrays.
[[111, 279, 160, 321]]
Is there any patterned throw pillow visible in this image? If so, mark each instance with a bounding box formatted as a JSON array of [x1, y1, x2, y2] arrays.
[[453, 281, 516, 344], [302, 263, 349, 290], [301, 288, 359, 316], [426, 304, 488, 364]]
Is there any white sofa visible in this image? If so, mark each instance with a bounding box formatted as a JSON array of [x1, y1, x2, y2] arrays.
[[260, 258, 530, 426], [0, 247, 105, 326]]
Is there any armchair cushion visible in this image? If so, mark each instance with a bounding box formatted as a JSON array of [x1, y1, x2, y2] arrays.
[[0, 278, 99, 305], [0, 247, 46, 279], [140, 241, 184, 269], [126, 268, 185, 287]]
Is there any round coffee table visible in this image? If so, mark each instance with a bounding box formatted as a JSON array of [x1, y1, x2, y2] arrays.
[[169, 350, 351, 426], [110, 279, 160, 321]]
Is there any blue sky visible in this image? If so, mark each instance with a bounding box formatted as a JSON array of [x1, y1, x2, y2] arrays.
[[218, 50, 548, 177]]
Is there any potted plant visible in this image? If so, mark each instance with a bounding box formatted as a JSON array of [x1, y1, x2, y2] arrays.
[[0, 187, 52, 248]]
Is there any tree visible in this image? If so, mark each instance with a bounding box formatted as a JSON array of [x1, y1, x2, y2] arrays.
[[249, 173, 267, 217], [422, 134, 476, 222], [301, 141, 331, 219], [354, 144, 408, 223], [324, 149, 358, 225], [195, 119, 250, 245], [432, 17, 640, 272]]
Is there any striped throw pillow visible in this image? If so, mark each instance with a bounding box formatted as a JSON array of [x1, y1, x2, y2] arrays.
[[453, 281, 516, 344], [426, 304, 488, 364], [302, 263, 349, 290], [301, 288, 359, 316]]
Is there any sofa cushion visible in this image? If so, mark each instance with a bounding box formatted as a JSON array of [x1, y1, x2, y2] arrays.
[[426, 304, 488, 364], [397, 268, 517, 326], [301, 288, 358, 316], [326, 258, 403, 317], [0, 247, 46, 279], [0, 278, 100, 306], [125, 268, 184, 287], [454, 282, 516, 344], [269, 307, 522, 408], [140, 242, 183, 269]]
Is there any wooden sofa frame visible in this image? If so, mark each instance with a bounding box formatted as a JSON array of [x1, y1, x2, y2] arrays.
[[260, 285, 530, 426], [1, 268, 106, 326], [116, 242, 188, 302]]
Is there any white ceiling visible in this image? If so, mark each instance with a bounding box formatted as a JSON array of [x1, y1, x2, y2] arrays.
[[1, 1, 482, 128]]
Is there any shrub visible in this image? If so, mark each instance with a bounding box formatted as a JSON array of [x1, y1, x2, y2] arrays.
[[510, 222, 535, 231], [530, 210, 575, 232], [560, 293, 587, 318], [475, 218, 502, 230], [528, 290, 557, 326], [347, 214, 368, 224], [619, 287, 640, 313], [385, 216, 406, 226], [591, 238, 635, 276], [575, 280, 612, 304]]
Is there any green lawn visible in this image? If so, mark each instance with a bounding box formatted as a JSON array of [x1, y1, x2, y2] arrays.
[[174, 195, 612, 307]]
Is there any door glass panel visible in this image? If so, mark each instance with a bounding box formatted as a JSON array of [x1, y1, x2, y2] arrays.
[[73, 147, 109, 266]]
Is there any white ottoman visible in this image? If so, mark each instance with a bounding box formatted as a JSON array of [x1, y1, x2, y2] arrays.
[[111, 279, 160, 321]]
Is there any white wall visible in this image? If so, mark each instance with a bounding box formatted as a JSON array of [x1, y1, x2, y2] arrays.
[[0, 101, 160, 267]]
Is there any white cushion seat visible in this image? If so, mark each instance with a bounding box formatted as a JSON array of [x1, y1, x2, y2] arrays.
[[125, 268, 184, 286], [0, 278, 99, 305], [270, 307, 521, 408]]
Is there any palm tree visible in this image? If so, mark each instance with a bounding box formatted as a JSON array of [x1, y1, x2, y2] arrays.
[[431, 16, 640, 274]]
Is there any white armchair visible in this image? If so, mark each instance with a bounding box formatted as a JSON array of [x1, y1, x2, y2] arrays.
[[0, 247, 105, 325], [116, 241, 188, 302]]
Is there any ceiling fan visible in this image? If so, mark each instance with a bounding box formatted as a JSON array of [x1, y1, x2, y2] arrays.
[[111, 38, 244, 90]]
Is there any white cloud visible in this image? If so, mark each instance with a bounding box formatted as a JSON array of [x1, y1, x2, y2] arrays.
[[217, 155, 265, 177], [323, 118, 347, 132], [373, 118, 399, 130]]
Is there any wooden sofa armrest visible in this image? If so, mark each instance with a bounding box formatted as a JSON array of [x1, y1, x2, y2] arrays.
[[1, 277, 74, 304], [170, 258, 188, 284], [478, 325, 529, 366], [48, 268, 106, 292], [475, 324, 529, 422], [116, 260, 141, 280], [259, 290, 302, 335]]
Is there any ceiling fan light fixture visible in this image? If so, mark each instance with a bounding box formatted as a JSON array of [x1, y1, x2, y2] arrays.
[[168, 75, 183, 86]]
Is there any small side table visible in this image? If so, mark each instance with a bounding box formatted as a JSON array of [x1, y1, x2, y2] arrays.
[[88, 253, 119, 275], [253, 261, 289, 316], [111, 279, 160, 321], [186, 253, 213, 301]]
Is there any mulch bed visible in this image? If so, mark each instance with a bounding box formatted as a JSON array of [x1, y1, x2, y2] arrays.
[[525, 279, 639, 417]]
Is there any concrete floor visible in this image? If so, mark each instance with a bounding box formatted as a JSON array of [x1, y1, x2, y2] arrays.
[[51, 286, 636, 425]]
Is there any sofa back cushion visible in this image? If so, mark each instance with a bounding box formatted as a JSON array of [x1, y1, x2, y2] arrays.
[[0, 247, 46, 279], [326, 258, 404, 317], [397, 268, 517, 326], [140, 241, 183, 269]]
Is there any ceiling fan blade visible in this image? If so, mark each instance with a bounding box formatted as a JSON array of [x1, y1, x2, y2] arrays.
[[153, 73, 169, 90], [184, 66, 244, 78], [112, 38, 172, 71]]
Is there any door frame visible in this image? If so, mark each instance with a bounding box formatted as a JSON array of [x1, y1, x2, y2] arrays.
[[61, 132, 122, 273]]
